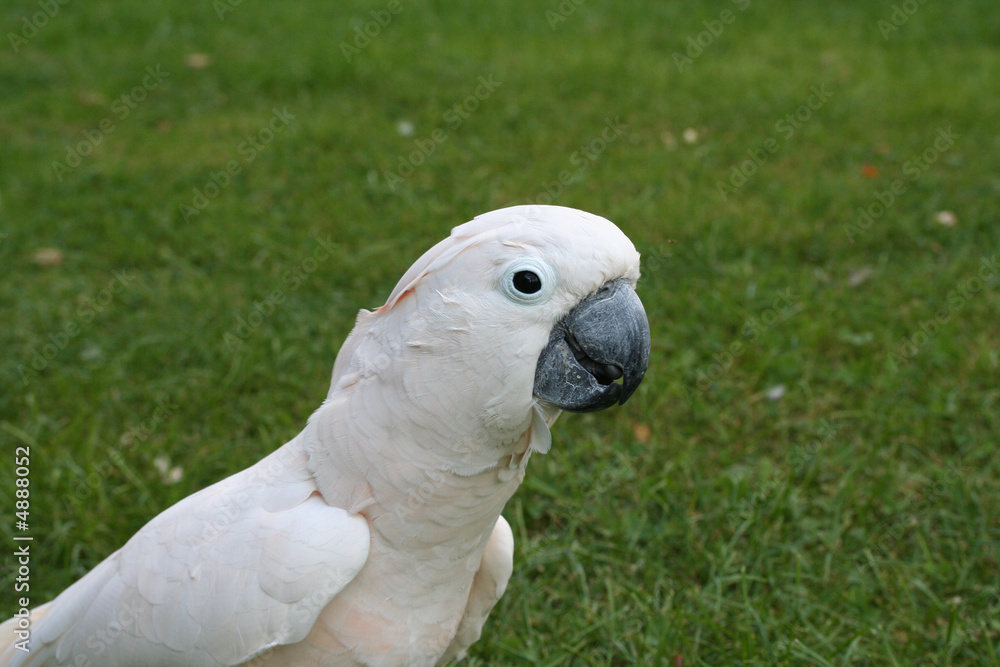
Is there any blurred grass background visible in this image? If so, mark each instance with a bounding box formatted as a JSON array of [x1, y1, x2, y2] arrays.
[[2, 0, 999, 664]]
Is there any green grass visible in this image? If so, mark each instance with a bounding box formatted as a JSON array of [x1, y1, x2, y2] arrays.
[[2, 0, 1000, 664]]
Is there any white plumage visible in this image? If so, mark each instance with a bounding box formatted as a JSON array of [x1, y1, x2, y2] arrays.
[[1, 205, 649, 666]]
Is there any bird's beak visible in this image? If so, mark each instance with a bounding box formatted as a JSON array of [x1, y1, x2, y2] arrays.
[[533, 278, 651, 413]]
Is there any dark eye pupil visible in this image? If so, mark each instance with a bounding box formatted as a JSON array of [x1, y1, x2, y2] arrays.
[[513, 270, 541, 294]]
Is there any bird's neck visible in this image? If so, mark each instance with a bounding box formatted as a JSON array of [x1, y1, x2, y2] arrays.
[[301, 385, 548, 565]]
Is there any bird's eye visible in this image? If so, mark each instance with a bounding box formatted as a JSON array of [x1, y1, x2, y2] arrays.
[[513, 270, 541, 294], [499, 259, 555, 305]]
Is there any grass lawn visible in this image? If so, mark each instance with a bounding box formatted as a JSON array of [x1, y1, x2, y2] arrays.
[[2, 0, 999, 664]]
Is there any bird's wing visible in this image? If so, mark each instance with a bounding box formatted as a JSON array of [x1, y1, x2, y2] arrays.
[[3, 443, 369, 667], [436, 516, 514, 666]]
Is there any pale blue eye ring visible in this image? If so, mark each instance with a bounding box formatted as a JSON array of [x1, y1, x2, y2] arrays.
[[499, 259, 556, 304]]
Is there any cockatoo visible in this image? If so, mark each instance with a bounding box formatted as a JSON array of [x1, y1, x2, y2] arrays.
[[1, 205, 650, 666]]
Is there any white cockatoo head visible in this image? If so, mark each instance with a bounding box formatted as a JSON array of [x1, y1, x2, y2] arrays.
[[326, 204, 650, 474]]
